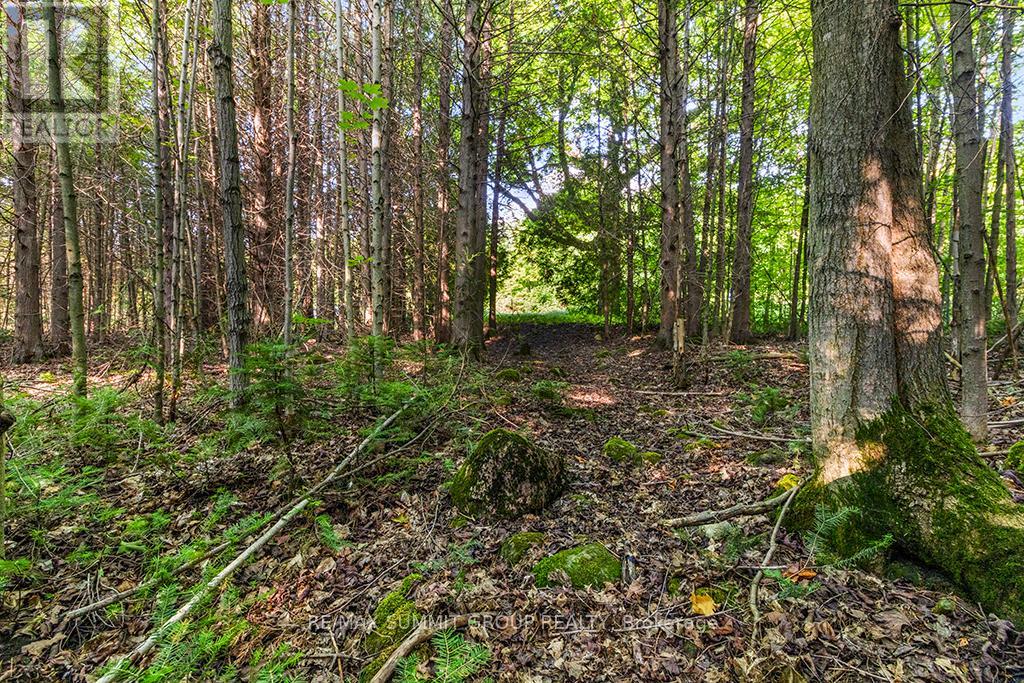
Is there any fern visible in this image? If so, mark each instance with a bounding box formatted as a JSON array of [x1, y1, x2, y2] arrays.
[[805, 504, 893, 569], [396, 629, 490, 683]]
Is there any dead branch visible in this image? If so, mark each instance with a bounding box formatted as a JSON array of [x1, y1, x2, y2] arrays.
[[91, 401, 415, 683], [663, 483, 803, 528], [749, 482, 803, 624]]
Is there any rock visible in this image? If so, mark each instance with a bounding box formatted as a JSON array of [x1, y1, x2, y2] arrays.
[[533, 542, 622, 588], [361, 575, 422, 680], [450, 429, 567, 519], [640, 451, 663, 464], [501, 531, 546, 564]]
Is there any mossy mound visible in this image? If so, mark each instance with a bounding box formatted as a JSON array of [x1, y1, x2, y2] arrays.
[[791, 402, 1024, 625], [603, 436, 638, 463], [501, 532, 546, 564], [532, 542, 621, 588], [640, 451, 663, 464], [450, 429, 567, 519], [1006, 441, 1024, 471], [361, 575, 422, 680], [494, 368, 522, 383]]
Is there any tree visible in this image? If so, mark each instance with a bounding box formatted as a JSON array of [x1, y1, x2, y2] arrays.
[[951, 1, 987, 441], [728, 0, 758, 344], [47, 0, 87, 396], [656, 0, 681, 347], [370, 0, 386, 344], [210, 0, 250, 403], [1001, 8, 1017, 337], [804, 0, 1022, 623], [6, 0, 44, 363], [336, 0, 355, 341]]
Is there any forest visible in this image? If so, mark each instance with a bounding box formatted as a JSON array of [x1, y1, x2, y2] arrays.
[[1, 0, 1023, 679]]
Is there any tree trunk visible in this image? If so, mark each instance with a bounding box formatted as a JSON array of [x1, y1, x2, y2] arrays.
[[151, 0, 169, 420], [283, 0, 298, 345], [49, 148, 70, 352], [656, 0, 681, 347], [411, 0, 426, 341], [804, 0, 1022, 625], [1001, 8, 1017, 337], [729, 0, 758, 344], [249, 0, 277, 330], [789, 138, 809, 340], [951, 1, 988, 442], [435, 14, 454, 343], [210, 0, 250, 403], [336, 0, 355, 341], [46, 0, 87, 396], [369, 0, 386, 345], [5, 0, 44, 363], [452, 0, 486, 354]]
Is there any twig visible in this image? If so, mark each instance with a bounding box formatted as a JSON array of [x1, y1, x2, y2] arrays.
[[368, 614, 475, 683], [623, 388, 732, 397], [92, 401, 415, 683], [749, 482, 802, 625], [990, 418, 1024, 428], [662, 483, 802, 527]]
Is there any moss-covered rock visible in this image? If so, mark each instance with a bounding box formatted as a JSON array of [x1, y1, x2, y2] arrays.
[[500, 532, 546, 564], [1006, 441, 1024, 471], [640, 451, 663, 464], [532, 542, 621, 588], [450, 429, 567, 519], [603, 436, 639, 463], [361, 575, 422, 679], [791, 402, 1024, 625], [495, 368, 522, 383]]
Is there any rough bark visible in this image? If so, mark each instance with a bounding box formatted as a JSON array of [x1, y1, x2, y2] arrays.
[[435, 13, 454, 343], [210, 0, 250, 402], [5, 0, 44, 363], [804, 0, 1022, 625], [729, 0, 758, 344], [49, 150, 70, 352], [657, 0, 681, 347], [951, 1, 988, 441], [369, 0, 386, 342]]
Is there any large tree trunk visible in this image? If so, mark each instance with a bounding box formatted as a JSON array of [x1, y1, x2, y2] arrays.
[[452, 0, 487, 354], [5, 0, 44, 363], [804, 0, 1022, 624], [728, 0, 758, 344], [210, 0, 250, 403], [951, 2, 988, 441]]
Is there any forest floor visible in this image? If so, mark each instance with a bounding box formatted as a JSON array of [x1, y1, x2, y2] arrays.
[[2, 321, 1024, 682]]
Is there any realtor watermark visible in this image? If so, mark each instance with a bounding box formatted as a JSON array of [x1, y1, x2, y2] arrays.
[[3, 0, 120, 143]]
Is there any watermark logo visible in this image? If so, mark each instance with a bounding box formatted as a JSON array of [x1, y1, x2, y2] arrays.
[[4, 0, 120, 143]]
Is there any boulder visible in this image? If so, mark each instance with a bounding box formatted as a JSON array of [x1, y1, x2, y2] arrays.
[[450, 429, 567, 519]]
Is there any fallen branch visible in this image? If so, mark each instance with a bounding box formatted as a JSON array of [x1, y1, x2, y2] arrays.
[[623, 388, 732, 397], [92, 401, 414, 683], [368, 614, 475, 683], [990, 418, 1024, 429], [749, 482, 803, 624], [677, 424, 808, 445], [663, 483, 803, 528], [65, 540, 231, 620]]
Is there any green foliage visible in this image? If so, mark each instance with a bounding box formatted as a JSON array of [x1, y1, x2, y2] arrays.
[[315, 513, 347, 552], [805, 504, 894, 570], [530, 380, 566, 404], [396, 629, 491, 683], [1006, 441, 1024, 471], [738, 387, 791, 426], [763, 568, 819, 601], [723, 351, 756, 381]]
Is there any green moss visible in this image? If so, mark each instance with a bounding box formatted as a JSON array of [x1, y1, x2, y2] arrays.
[[746, 448, 787, 466], [500, 532, 546, 564], [640, 451, 662, 464], [603, 436, 639, 463], [792, 402, 1024, 625], [450, 429, 567, 519], [494, 368, 522, 383], [362, 576, 423, 678], [372, 574, 421, 626], [1006, 441, 1024, 471], [532, 542, 621, 589]]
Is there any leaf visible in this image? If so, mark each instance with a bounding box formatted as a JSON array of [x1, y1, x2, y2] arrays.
[[690, 592, 717, 616]]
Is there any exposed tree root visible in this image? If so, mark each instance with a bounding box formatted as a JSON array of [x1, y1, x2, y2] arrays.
[[368, 614, 477, 683]]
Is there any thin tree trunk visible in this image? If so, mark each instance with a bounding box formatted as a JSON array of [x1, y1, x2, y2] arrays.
[[657, 0, 681, 347], [210, 0, 250, 403], [789, 138, 809, 340], [951, 1, 988, 441], [46, 0, 87, 396], [435, 13, 453, 343], [1001, 8, 1017, 337], [411, 0, 426, 341], [729, 0, 758, 344], [336, 0, 355, 342], [370, 0, 386, 348], [283, 0, 298, 346], [49, 147, 70, 352]]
